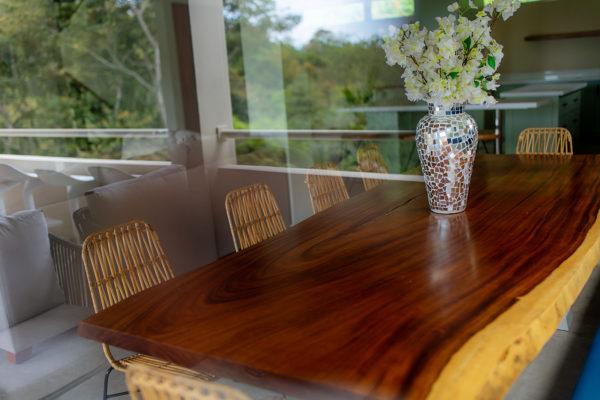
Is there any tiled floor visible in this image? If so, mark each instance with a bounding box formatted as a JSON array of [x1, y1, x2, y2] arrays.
[[5, 267, 599, 399]]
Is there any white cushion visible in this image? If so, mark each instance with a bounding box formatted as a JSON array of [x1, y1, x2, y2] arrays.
[[0, 211, 64, 330], [85, 165, 216, 275]]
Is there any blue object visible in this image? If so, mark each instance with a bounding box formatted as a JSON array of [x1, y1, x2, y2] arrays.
[[573, 327, 600, 400]]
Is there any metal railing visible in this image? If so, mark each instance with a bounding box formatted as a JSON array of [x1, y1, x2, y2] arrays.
[[0, 128, 168, 139], [0, 127, 416, 141], [217, 128, 416, 141]]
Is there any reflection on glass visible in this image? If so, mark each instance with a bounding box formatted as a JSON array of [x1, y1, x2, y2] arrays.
[[225, 0, 421, 175], [372, 0, 415, 20], [0, 3, 212, 397]]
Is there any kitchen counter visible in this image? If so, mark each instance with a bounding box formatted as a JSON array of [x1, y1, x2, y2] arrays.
[[500, 83, 588, 98], [339, 100, 547, 113]]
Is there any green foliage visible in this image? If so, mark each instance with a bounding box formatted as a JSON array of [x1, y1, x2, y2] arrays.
[[0, 0, 419, 171], [226, 0, 416, 172], [235, 138, 286, 166], [0, 0, 164, 159], [463, 36, 472, 51]]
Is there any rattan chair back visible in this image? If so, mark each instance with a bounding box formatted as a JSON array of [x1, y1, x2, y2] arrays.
[[126, 364, 250, 400], [305, 163, 349, 213], [225, 183, 286, 252], [516, 127, 573, 155], [82, 220, 174, 313], [82, 220, 176, 371], [81, 220, 219, 390], [357, 143, 389, 190]]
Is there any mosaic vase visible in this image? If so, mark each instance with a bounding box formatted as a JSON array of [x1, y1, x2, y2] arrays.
[[416, 104, 478, 214]]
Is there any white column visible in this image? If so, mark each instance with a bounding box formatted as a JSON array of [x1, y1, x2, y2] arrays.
[[188, 0, 236, 171], [188, 0, 236, 254]]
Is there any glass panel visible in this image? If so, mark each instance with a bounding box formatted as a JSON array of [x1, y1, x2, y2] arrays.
[[225, 0, 423, 178], [0, 1, 214, 397], [372, 0, 415, 20], [0, 0, 597, 398]]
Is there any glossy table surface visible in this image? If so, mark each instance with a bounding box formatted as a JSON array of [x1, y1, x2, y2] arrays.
[[79, 155, 600, 400]]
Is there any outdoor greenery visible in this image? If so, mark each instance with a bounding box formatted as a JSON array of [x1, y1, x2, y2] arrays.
[[225, 0, 420, 172], [0, 0, 164, 159], [0, 0, 420, 171]]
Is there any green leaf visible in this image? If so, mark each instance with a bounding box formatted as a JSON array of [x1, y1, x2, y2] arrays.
[[474, 80, 481, 88], [463, 36, 472, 51], [448, 71, 459, 79], [487, 55, 496, 69]]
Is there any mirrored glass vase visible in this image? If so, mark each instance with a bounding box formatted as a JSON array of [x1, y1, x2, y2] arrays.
[[416, 104, 478, 214]]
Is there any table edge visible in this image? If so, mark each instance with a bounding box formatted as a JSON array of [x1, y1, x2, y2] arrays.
[[427, 210, 600, 400]]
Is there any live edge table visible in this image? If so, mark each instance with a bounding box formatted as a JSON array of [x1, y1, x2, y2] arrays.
[[79, 155, 600, 400]]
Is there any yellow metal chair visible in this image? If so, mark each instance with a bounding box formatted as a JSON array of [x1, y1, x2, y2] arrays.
[[126, 364, 250, 400], [305, 163, 349, 214], [82, 221, 216, 400], [356, 143, 389, 191], [225, 183, 286, 252], [516, 127, 573, 155]]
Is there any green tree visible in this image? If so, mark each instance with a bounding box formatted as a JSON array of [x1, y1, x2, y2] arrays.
[[0, 0, 166, 159]]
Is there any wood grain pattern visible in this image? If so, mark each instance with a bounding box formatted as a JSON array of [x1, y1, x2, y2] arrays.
[[79, 155, 600, 400]]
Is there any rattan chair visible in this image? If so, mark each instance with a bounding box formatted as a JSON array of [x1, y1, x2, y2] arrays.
[[82, 220, 216, 400], [516, 127, 573, 155], [225, 183, 286, 252], [126, 364, 250, 400], [356, 143, 389, 191], [305, 163, 349, 214]]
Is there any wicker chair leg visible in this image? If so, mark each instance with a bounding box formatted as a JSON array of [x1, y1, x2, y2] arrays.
[[103, 367, 129, 400]]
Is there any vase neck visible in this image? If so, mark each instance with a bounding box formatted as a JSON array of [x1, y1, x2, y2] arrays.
[[428, 103, 464, 116]]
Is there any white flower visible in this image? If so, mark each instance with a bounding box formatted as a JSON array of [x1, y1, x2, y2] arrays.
[[382, 0, 518, 106], [447, 2, 459, 12], [492, 0, 521, 20], [487, 81, 499, 91]]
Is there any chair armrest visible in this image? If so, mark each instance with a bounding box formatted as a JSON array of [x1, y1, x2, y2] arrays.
[[49, 234, 91, 308]]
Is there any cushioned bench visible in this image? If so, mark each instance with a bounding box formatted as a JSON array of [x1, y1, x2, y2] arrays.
[[0, 210, 90, 363], [0, 304, 90, 363], [572, 328, 600, 400]]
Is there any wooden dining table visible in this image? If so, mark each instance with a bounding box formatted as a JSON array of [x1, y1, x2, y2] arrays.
[[79, 154, 600, 400]]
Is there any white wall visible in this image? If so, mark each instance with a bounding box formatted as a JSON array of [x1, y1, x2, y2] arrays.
[[487, 0, 600, 74]]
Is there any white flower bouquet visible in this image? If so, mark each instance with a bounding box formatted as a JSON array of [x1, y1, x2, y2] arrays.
[[383, 0, 521, 107]]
